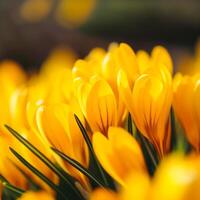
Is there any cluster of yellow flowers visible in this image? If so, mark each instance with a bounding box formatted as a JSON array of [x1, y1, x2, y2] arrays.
[[0, 42, 200, 200]]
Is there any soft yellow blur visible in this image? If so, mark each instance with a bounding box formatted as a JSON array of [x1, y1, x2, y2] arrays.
[[20, 0, 53, 22], [90, 154, 200, 200], [177, 40, 200, 75], [18, 190, 54, 200]]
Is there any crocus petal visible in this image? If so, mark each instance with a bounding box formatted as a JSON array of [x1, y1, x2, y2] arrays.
[[93, 127, 146, 186]]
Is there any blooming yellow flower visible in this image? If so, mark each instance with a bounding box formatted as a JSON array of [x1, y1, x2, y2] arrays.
[[36, 101, 89, 188], [0, 48, 80, 193], [118, 64, 172, 157], [173, 73, 200, 152], [73, 43, 139, 135], [92, 127, 146, 186]]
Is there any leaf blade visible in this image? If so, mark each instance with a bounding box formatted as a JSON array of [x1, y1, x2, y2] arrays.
[[52, 147, 104, 188]]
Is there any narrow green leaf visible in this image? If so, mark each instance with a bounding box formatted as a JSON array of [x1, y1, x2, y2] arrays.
[[10, 160, 40, 191], [127, 113, 133, 135], [5, 125, 84, 200], [10, 147, 66, 199], [136, 130, 158, 175], [0, 174, 25, 197], [170, 108, 177, 151], [74, 114, 110, 188], [51, 147, 104, 188]]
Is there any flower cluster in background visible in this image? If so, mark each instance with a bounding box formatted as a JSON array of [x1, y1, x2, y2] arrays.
[[0, 42, 200, 200]]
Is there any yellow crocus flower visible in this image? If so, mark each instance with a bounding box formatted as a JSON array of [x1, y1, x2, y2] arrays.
[[7, 86, 56, 191], [118, 65, 172, 157], [73, 43, 139, 135], [18, 190, 54, 200], [173, 73, 200, 152], [75, 77, 119, 135], [36, 101, 89, 188], [92, 127, 146, 186]]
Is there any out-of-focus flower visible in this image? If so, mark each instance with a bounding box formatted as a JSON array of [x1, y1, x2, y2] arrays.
[[18, 190, 54, 200], [56, 0, 96, 28], [20, 0, 96, 28], [0, 47, 81, 193], [0, 61, 28, 190], [177, 40, 200, 75], [118, 64, 172, 157], [90, 154, 200, 200], [173, 73, 200, 152], [150, 154, 200, 200], [20, 0, 53, 22], [0, 61, 26, 130], [93, 127, 146, 186]]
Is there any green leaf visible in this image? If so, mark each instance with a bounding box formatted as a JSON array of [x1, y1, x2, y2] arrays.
[[10, 160, 40, 191], [10, 147, 67, 199], [5, 125, 85, 200], [74, 114, 111, 188], [51, 147, 104, 188], [170, 110, 192, 154], [0, 174, 24, 198], [170, 108, 177, 151], [136, 129, 158, 175], [127, 113, 133, 135]]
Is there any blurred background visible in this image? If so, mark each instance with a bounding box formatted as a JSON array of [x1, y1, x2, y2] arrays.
[[0, 0, 200, 70]]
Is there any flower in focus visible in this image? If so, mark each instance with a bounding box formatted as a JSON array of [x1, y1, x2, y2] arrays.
[[118, 64, 172, 157], [73, 43, 139, 135], [36, 101, 89, 188], [177, 40, 200, 75], [93, 127, 146, 186]]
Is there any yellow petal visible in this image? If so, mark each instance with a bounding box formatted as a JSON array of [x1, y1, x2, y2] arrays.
[[150, 154, 200, 200], [86, 79, 117, 134], [136, 50, 150, 74], [93, 127, 146, 186], [18, 190, 54, 200], [151, 45, 173, 74], [121, 172, 150, 200], [116, 43, 139, 82], [90, 188, 119, 200]]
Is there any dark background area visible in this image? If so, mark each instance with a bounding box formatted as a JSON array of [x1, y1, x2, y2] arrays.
[[0, 0, 200, 70]]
